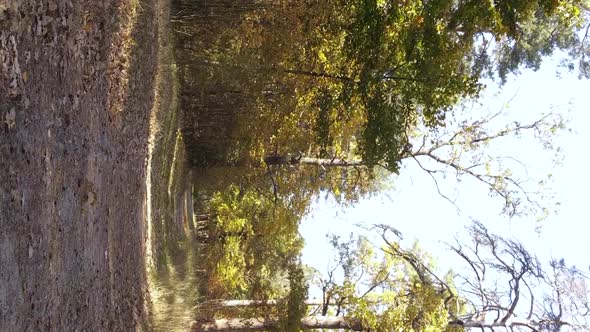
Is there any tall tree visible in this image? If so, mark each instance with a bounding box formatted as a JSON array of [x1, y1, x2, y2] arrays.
[[174, 0, 588, 174], [263, 107, 566, 218]]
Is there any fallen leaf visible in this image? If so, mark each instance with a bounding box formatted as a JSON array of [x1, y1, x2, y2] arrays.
[[84, 21, 93, 33], [5, 107, 15, 128], [48, 1, 58, 12], [0, 6, 6, 21]]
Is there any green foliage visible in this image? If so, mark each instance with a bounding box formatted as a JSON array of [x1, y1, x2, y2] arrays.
[[214, 236, 248, 295], [319, 234, 457, 331], [352, 279, 451, 331], [280, 262, 309, 332], [172, 1, 588, 327], [332, 0, 587, 171], [175, 0, 587, 176], [202, 178, 305, 299]]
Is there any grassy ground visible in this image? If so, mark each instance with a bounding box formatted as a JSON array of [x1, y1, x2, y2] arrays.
[[145, 84, 207, 329], [142, 1, 206, 329], [146, 98, 205, 330]]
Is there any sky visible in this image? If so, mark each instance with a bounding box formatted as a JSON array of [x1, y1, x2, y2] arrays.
[[300, 55, 590, 296]]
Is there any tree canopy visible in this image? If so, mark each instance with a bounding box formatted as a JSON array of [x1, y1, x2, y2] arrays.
[[175, 0, 589, 172], [168, 0, 590, 330]]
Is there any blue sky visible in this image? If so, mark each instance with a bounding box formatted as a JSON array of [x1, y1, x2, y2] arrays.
[[300, 55, 590, 290]]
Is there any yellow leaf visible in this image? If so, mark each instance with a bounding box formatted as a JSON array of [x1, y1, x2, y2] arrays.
[[318, 50, 328, 63]]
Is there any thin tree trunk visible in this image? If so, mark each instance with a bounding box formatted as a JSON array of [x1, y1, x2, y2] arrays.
[[205, 299, 325, 307], [175, 192, 185, 235], [264, 155, 366, 167], [186, 186, 195, 230]]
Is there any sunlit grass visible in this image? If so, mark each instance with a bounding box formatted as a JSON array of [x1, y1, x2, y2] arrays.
[[143, 0, 202, 330], [148, 239, 202, 331]]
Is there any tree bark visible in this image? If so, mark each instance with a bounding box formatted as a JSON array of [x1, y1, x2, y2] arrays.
[[186, 187, 195, 230], [206, 299, 326, 307], [264, 155, 365, 168]]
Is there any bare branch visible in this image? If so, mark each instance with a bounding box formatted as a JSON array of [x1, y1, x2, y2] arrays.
[[446, 221, 588, 331]]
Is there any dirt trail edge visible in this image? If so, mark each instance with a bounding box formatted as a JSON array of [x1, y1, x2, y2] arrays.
[[0, 0, 168, 330]]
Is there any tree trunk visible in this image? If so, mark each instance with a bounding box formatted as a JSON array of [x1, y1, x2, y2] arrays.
[[205, 299, 325, 307], [264, 155, 366, 167], [185, 187, 195, 230], [191, 316, 363, 332]]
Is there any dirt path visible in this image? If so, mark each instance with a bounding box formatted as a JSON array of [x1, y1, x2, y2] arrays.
[[0, 0, 167, 329]]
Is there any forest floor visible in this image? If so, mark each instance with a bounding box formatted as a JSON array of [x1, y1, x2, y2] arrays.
[[143, 9, 204, 329], [0, 0, 190, 330]]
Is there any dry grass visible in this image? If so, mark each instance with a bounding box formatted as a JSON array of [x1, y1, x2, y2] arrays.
[[142, 0, 206, 330]]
